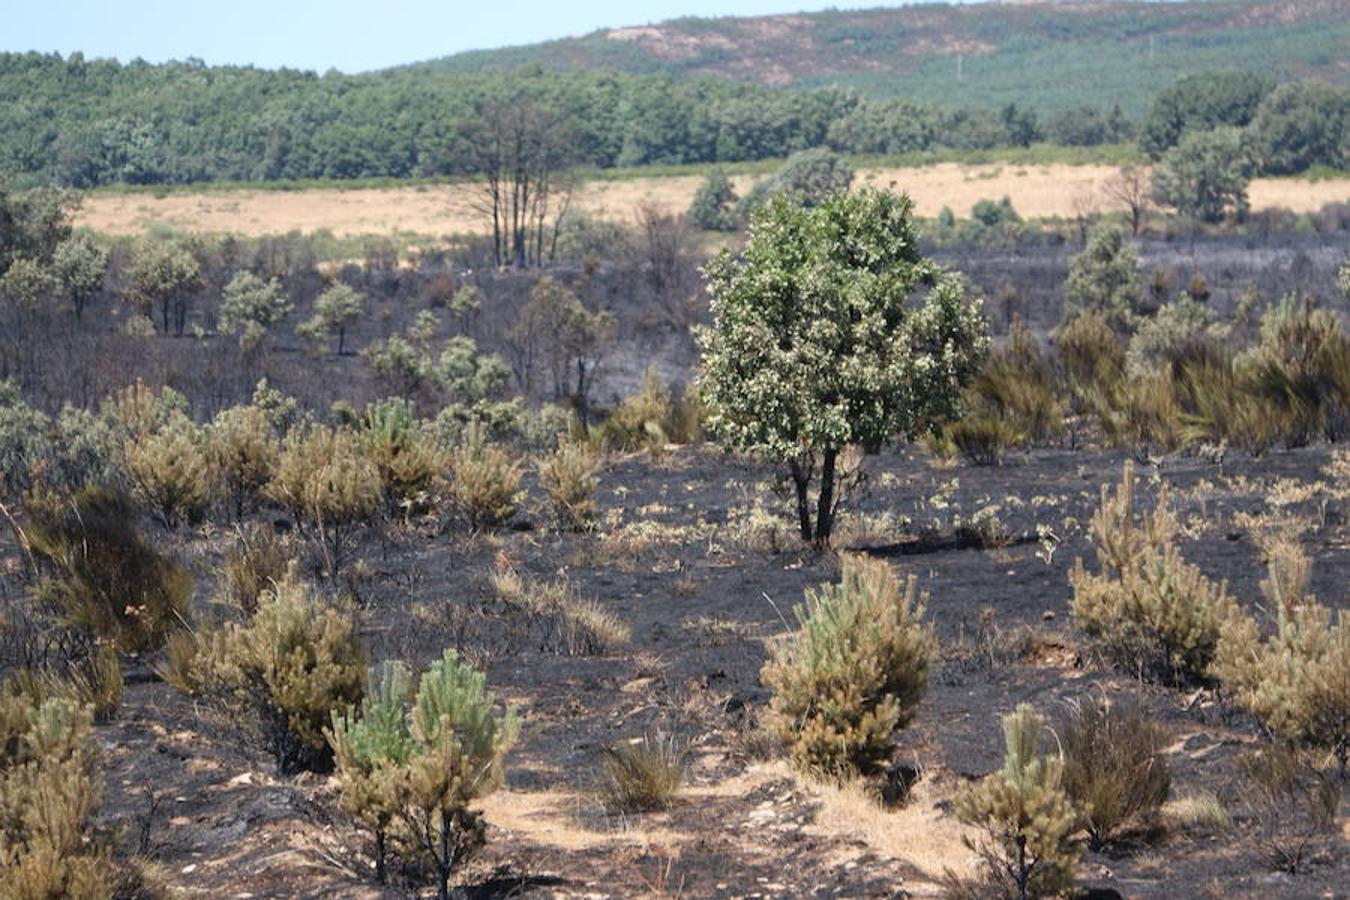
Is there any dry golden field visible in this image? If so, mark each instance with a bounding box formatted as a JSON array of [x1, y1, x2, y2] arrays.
[[77, 163, 1350, 238]]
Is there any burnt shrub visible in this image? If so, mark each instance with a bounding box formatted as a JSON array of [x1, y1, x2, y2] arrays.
[[1059, 698, 1170, 848]]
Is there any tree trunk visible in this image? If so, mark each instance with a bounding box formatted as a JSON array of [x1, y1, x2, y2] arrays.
[[813, 446, 838, 547], [788, 457, 813, 541]]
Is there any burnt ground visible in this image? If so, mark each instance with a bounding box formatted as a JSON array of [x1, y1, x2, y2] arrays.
[[24, 443, 1350, 898]]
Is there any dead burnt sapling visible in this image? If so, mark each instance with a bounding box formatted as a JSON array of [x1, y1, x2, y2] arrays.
[[697, 187, 988, 546]]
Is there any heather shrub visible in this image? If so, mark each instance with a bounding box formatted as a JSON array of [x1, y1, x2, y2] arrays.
[[1213, 538, 1350, 771], [1173, 349, 1286, 455], [1090, 371, 1186, 453], [965, 324, 1066, 446], [594, 367, 675, 454], [1243, 293, 1350, 445], [446, 422, 522, 530], [537, 438, 600, 531], [219, 522, 290, 614], [328, 650, 519, 898], [1238, 745, 1341, 873], [204, 567, 366, 774], [1069, 463, 1239, 684], [26, 486, 191, 653], [1062, 225, 1143, 334], [360, 398, 449, 514], [122, 412, 216, 527], [5, 645, 124, 724], [597, 732, 685, 813], [267, 423, 380, 573], [1059, 698, 1170, 848], [951, 704, 1081, 900], [208, 403, 279, 519], [949, 414, 1023, 467], [0, 691, 111, 898], [761, 556, 935, 778]]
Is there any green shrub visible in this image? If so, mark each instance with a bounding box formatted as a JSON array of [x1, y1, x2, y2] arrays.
[[1059, 698, 1170, 848], [122, 412, 216, 527], [360, 397, 449, 514], [446, 422, 522, 530], [329, 650, 519, 899], [687, 168, 739, 232], [951, 704, 1081, 900], [327, 661, 416, 884], [537, 438, 599, 531], [1062, 225, 1143, 334], [209, 403, 279, 519], [266, 424, 381, 573], [1053, 310, 1126, 412], [204, 568, 366, 774], [0, 691, 111, 898], [27, 487, 191, 653], [1069, 463, 1239, 684], [735, 147, 853, 223], [761, 556, 935, 778], [1126, 295, 1228, 377], [1213, 538, 1350, 772]]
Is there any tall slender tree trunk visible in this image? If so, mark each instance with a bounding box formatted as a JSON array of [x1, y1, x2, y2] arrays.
[[788, 457, 813, 541], [813, 446, 838, 547]]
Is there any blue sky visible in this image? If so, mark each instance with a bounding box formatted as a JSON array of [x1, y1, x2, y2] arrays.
[[5, 1, 986, 73]]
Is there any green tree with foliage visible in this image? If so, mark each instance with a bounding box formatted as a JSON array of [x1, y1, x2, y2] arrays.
[[298, 282, 365, 356], [125, 240, 201, 335], [687, 168, 739, 231], [697, 187, 988, 546], [735, 147, 854, 224], [1061, 224, 1142, 334], [1140, 71, 1271, 159], [219, 271, 293, 352], [50, 235, 107, 320], [1152, 126, 1257, 224], [1247, 82, 1349, 175]]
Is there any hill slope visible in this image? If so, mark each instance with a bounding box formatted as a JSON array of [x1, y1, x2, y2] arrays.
[[421, 0, 1350, 113]]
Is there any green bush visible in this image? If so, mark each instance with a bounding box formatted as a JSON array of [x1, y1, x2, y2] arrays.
[[0, 691, 111, 897], [328, 650, 519, 898], [27, 486, 191, 653], [1213, 538, 1350, 772], [1243, 293, 1350, 446], [1069, 463, 1239, 684], [266, 424, 381, 573], [209, 403, 280, 519], [537, 438, 600, 531], [1059, 698, 1170, 848], [360, 398, 449, 514], [1062, 225, 1143, 334], [205, 568, 366, 774], [735, 147, 854, 223], [761, 556, 935, 778], [446, 422, 522, 530], [687, 168, 739, 232], [952, 703, 1081, 900], [122, 412, 216, 527]]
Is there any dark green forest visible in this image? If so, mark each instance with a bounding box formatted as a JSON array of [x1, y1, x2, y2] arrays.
[[0, 0, 1347, 189]]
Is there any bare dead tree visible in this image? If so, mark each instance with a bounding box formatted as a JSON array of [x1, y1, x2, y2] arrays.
[[1101, 165, 1151, 236], [465, 97, 573, 269]]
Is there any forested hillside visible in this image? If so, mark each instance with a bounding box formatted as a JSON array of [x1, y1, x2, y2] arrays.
[[0, 0, 1347, 188], [425, 0, 1350, 112]]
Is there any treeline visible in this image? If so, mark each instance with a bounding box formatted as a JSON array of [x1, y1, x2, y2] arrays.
[[1, 54, 1345, 190], [1, 52, 1118, 188]]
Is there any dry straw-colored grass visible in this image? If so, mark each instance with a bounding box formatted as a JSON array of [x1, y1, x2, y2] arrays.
[[78, 164, 1350, 238]]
